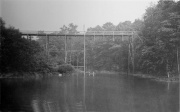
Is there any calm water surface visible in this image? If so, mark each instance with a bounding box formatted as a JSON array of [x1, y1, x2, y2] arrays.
[[0, 73, 179, 112]]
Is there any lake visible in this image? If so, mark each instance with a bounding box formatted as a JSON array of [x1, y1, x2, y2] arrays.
[[0, 73, 179, 112]]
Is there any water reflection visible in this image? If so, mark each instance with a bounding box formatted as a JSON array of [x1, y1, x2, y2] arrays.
[[0, 73, 179, 112]]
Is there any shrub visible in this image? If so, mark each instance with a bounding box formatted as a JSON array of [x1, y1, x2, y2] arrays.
[[58, 64, 74, 74]]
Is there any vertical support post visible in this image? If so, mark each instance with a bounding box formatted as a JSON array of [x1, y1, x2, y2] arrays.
[[65, 35, 67, 63], [127, 36, 130, 75], [113, 31, 114, 41], [132, 33, 135, 75], [83, 31, 86, 109], [70, 37, 72, 64], [93, 32, 95, 70], [121, 35, 123, 42], [29, 36, 32, 41], [45, 34, 48, 56], [177, 47, 179, 75], [47, 35, 49, 61], [71, 51, 73, 66], [77, 52, 78, 69], [103, 32, 104, 41], [93, 32, 95, 41], [84, 32, 86, 73]]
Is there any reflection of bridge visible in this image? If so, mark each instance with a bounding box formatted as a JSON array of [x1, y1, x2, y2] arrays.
[[20, 31, 135, 75]]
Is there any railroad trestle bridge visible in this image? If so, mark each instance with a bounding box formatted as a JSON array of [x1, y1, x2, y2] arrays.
[[21, 31, 136, 75]]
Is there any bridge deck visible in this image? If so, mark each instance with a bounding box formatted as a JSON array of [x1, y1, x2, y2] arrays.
[[20, 31, 134, 36]]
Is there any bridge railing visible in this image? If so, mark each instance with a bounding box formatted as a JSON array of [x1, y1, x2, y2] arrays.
[[20, 30, 134, 36], [85, 31, 133, 35]]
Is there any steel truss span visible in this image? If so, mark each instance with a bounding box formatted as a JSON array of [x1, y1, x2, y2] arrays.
[[20, 30, 134, 36], [20, 30, 135, 75]]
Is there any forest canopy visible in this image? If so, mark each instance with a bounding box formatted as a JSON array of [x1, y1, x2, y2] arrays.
[[0, 18, 50, 74], [0, 0, 179, 77]]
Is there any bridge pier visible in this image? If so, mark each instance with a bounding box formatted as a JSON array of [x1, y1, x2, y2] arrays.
[[45, 35, 49, 60], [65, 35, 67, 63]]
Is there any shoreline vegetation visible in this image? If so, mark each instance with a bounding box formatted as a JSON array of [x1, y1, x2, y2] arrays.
[[0, 72, 54, 79], [0, 64, 75, 79], [97, 70, 179, 82], [1, 1, 180, 83], [130, 73, 179, 83], [1, 70, 178, 83]]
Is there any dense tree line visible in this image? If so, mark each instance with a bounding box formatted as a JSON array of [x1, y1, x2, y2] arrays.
[[68, 0, 179, 76], [0, 18, 49, 75], [36, 0, 179, 77], [140, 0, 180, 76], [86, 0, 180, 76], [36, 23, 79, 68], [1, 0, 179, 77]]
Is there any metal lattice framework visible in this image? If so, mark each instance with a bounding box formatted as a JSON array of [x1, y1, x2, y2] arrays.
[[20, 30, 134, 36], [21, 30, 136, 75]]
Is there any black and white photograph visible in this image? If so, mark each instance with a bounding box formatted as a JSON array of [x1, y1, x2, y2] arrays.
[[0, 0, 179, 112]]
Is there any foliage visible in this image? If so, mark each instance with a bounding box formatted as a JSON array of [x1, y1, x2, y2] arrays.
[[37, 23, 79, 68], [83, 0, 179, 77], [86, 21, 138, 71], [139, 0, 180, 75], [2, 0, 179, 77], [59, 23, 78, 34], [0, 18, 49, 74], [57, 64, 74, 74]]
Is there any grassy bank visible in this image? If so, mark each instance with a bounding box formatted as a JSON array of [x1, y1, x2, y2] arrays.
[[0, 72, 55, 79], [95, 70, 179, 83], [130, 73, 179, 83], [83, 70, 179, 83]]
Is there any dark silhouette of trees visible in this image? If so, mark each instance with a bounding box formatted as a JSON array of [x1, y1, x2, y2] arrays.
[[1, 0, 179, 77], [0, 18, 49, 74], [139, 0, 180, 76]]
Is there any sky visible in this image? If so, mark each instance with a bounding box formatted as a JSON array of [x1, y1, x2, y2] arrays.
[[1, 0, 159, 31]]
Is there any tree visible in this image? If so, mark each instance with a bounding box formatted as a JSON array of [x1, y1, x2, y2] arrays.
[[86, 22, 131, 71], [102, 22, 116, 31], [87, 25, 104, 32], [116, 21, 132, 31], [0, 18, 49, 74], [59, 23, 78, 34], [139, 0, 180, 76], [37, 23, 80, 68]]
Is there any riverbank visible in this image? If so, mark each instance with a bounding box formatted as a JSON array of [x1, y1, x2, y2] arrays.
[[130, 73, 179, 83], [84, 70, 179, 83], [0, 72, 56, 79], [96, 70, 179, 83], [1, 70, 179, 83]]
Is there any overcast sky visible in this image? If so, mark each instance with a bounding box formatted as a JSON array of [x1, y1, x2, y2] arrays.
[[1, 0, 159, 31]]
